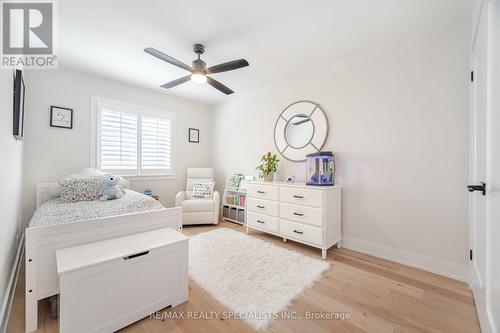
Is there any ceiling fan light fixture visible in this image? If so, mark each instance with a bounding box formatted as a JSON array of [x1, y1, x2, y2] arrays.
[[191, 73, 207, 84]]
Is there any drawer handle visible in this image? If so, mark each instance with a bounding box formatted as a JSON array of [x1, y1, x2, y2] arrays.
[[293, 212, 304, 216], [257, 191, 266, 194], [256, 220, 265, 224], [293, 230, 304, 235], [257, 205, 265, 209], [123, 251, 149, 260], [293, 195, 304, 199]]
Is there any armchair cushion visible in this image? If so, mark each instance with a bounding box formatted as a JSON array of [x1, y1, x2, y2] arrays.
[[182, 198, 215, 212]]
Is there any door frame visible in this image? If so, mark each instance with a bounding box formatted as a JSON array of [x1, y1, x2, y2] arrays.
[[469, 1, 500, 332]]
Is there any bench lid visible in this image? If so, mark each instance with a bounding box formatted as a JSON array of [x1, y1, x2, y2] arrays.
[[56, 228, 188, 275]]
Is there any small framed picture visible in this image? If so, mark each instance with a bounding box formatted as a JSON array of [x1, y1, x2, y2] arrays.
[[189, 128, 199, 143], [50, 106, 73, 129]]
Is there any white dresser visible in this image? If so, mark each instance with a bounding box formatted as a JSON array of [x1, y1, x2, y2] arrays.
[[246, 181, 341, 259]]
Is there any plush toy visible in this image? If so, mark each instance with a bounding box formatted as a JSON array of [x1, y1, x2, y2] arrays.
[[99, 175, 125, 201]]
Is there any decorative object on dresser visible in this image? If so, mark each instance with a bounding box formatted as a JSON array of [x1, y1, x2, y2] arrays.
[[189, 228, 330, 330], [256, 152, 279, 181], [175, 168, 220, 225], [13, 69, 25, 140], [188, 127, 199, 143], [57, 228, 188, 333], [246, 181, 341, 259], [50, 106, 73, 129], [222, 174, 247, 224], [274, 100, 329, 162], [306, 151, 336, 186]]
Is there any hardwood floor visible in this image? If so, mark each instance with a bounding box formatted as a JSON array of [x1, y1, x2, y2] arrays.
[[7, 221, 480, 333]]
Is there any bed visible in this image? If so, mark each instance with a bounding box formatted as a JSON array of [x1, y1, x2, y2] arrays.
[[25, 183, 182, 333]]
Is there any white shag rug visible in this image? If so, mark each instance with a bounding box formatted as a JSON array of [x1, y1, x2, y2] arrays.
[[188, 228, 330, 330]]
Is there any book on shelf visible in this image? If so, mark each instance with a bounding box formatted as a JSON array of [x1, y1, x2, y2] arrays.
[[227, 174, 245, 192], [225, 194, 246, 207]]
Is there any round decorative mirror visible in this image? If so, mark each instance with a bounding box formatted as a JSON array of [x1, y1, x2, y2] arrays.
[[274, 100, 328, 162]]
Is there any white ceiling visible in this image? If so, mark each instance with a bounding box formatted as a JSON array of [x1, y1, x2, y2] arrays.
[[58, 0, 470, 106]]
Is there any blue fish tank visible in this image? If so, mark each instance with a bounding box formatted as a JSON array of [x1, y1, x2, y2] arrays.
[[306, 151, 335, 186]]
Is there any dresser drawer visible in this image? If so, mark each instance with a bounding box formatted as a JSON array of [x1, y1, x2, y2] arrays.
[[247, 198, 279, 217], [280, 220, 323, 246], [280, 186, 323, 208], [247, 184, 279, 201], [247, 212, 279, 233], [280, 203, 323, 227]]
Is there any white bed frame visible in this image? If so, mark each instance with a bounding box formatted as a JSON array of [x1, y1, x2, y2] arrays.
[[25, 183, 182, 332]]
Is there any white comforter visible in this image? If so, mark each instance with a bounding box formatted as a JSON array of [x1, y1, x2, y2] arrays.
[[29, 190, 164, 227]]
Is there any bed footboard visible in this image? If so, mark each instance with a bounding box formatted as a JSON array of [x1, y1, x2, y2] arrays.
[[25, 207, 182, 332]]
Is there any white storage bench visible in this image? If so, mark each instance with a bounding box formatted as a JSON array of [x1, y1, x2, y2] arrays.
[[56, 228, 188, 333]]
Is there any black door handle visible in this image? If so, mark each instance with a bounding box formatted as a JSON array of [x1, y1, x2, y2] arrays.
[[468, 182, 486, 196]]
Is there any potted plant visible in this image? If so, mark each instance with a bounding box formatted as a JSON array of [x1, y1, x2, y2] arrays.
[[256, 152, 280, 181]]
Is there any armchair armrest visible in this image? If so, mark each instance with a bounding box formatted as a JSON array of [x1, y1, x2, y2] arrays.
[[175, 191, 186, 207]]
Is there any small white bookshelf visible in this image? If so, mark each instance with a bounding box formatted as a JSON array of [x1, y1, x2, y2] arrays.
[[222, 175, 248, 225]]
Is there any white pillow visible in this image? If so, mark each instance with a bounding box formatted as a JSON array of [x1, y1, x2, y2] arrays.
[[79, 169, 129, 188], [191, 182, 215, 199], [49, 182, 61, 197]]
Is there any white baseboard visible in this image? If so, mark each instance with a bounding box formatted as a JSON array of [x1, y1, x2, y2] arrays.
[[0, 234, 25, 333], [341, 236, 467, 282]]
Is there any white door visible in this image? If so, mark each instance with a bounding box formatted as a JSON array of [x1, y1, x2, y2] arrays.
[[470, 1, 500, 332]]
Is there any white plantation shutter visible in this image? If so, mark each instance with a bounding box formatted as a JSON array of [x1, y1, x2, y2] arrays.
[[141, 116, 171, 174], [94, 98, 175, 177], [99, 110, 138, 173]]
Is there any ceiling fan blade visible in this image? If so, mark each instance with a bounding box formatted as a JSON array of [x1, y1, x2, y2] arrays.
[[160, 75, 191, 89], [293, 118, 311, 125], [206, 59, 249, 74], [207, 76, 234, 95], [144, 47, 193, 72]]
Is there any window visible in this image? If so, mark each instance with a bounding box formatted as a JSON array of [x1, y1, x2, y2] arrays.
[[91, 97, 175, 178]]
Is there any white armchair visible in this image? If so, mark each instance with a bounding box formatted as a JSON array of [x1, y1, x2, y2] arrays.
[[175, 168, 220, 225]]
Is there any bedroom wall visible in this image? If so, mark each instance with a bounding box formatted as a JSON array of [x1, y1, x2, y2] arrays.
[[212, 22, 470, 279], [22, 68, 212, 225], [0, 70, 24, 323]]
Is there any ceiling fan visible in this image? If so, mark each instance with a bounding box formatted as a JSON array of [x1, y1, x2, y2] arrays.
[[144, 44, 249, 95]]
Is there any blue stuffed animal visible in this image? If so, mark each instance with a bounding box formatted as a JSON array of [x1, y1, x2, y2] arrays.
[[99, 175, 125, 201]]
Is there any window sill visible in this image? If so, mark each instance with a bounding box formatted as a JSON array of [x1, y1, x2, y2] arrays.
[[122, 175, 176, 181]]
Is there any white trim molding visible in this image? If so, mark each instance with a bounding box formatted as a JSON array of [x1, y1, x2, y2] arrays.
[[341, 236, 467, 282], [0, 234, 25, 333]]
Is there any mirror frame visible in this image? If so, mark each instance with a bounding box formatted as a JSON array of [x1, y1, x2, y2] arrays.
[[274, 100, 329, 162]]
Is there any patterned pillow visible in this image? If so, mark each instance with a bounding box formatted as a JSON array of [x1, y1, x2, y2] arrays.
[[59, 175, 104, 203], [191, 182, 215, 199]]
